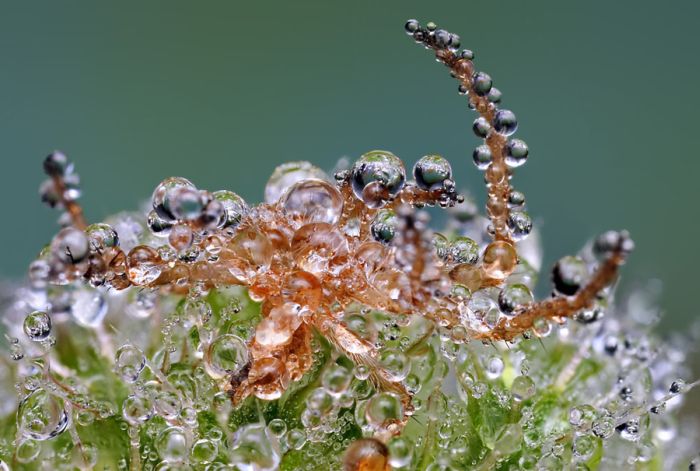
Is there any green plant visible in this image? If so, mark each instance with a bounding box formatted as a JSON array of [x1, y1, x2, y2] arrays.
[[0, 19, 697, 471]]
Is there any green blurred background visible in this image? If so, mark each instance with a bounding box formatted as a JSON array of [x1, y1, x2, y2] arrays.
[[1, 0, 699, 337]]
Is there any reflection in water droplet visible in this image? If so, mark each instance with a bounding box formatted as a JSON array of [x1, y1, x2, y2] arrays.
[[17, 389, 69, 441]]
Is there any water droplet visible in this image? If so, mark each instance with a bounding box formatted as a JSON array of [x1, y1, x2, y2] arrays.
[[379, 349, 410, 382], [190, 438, 218, 465], [413, 155, 452, 190], [472, 117, 491, 138], [344, 438, 389, 471], [127, 245, 163, 286], [206, 334, 249, 378], [155, 426, 189, 463], [17, 388, 69, 440], [23, 311, 52, 341], [85, 223, 119, 250], [482, 241, 517, 280], [322, 364, 353, 396], [498, 284, 533, 315], [351, 151, 406, 207], [51, 227, 89, 265], [387, 436, 412, 468], [371, 209, 399, 244], [505, 139, 529, 168], [552, 256, 588, 296], [122, 394, 154, 425], [365, 392, 403, 427], [507, 211, 532, 241], [265, 161, 330, 204], [472, 144, 493, 171], [151, 177, 196, 220], [168, 224, 194, 252], [511, 375, 536, 402], [485, 355, 504, 379], [472, 72, 492, 96], [229, 423, 280, 471], [493, 109, 518, 136], [71, 288, 108, 327], [286, 428, 307, 450], [450, 236, 479, 264], [115, 344, 146, 382], [15, 439, 41, 463], [281, 179, 344, 225], [267, 418, 287, 438], [212, 190, 249, 228]]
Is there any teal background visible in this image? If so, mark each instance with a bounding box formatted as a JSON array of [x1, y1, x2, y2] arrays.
[[0, 1, 698, 338]]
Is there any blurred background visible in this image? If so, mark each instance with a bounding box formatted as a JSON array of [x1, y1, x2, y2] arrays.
[[0, 2, 698, 368]]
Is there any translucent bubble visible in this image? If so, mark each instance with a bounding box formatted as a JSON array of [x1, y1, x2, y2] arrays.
[[147, 210, 173, 237], [487, 87, 502, 103], [505, 139, 529, 168], [351, 150, 406, 207], [267, 418, 287, 438], [206, 334, 249, 378], [115, 344, 146, 382], [387, 436, 412, 468], [507, 211, 532, 241], [71, 288, 108, 327], [432, 233, 451, 261], [450, 236, 479, 264], [85, 223, 119, 250], [508, 191, 526, 208], [472, 71, 493, 96], [306, 388, 333, 415], [265, 161, 330, 204], [472, 117, 491, 138], [190, 439, 218, 465], [127, 245, 163, 286], [552, 256, 588, 296], [122, 394, 154, 425], [413, 155, 452, 190], [591, 416, 614, 439], [15, 439, 41, 463], [286, 428, 307, 451], [498, 284, 534, 315], [212, 190, 248, 228], [493, 109, 518, 136], [23, 311, 52, 341], [168, 224, 193, 252], [511, 375, 536, 402], [371, 209, 399, 244], [344, 438, 389, 471], [51, 227, 89, 264], [365, 392, 403, 427], [354, 364, 371, 381], [151, 177, 196, 220], [17, 389, 69, 441], [322, 364, 353, 396], [155, 427, 189, 463], [229, 423, 280, 471], [168, 187, 204, 221], [155, 391, 181, 420], [485, 355, 504, 379], [281, 179, 344, 225], [482, 241, 517, 281], [404, 19, 420, 34], [379, 349, 411, 382], [472, 145, 493, 170]]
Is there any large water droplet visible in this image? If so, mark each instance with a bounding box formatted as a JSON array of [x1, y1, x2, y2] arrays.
[[281, 179, 344, 225], [17, 389, 69, 441]]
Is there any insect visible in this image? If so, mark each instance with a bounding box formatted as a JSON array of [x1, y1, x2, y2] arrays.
[[38, 17, 632, 451]]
